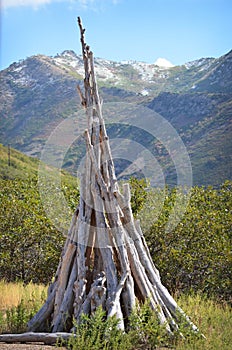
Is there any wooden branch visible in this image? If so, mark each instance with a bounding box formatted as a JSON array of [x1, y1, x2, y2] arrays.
[[89, 51, 101, 107], [77, 17, 92, 107], [84, 129, 109, 195], [76, 84, 86, 107], [52, 261, 77, 332], [52, 243, 76, 322], [0, 332, 72, 345]]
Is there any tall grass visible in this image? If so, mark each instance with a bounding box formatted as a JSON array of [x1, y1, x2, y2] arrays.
[[0, 280, 47, 310], [0, 281, 47, 333], [175, 293, 232, 350]]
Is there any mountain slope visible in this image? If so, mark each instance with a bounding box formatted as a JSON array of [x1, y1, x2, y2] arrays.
[[192, 49, 232, 93], [147, 92, 232, 185], [0, 143, 40, 179], [0, 142, 79, 199], [0, 55, 81, 156], [0, 49, 231, 186]]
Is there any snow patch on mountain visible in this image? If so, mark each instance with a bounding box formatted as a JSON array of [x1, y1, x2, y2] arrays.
[[54, 51, 119, 81], [154, 58, 174, 68], [52, 51, 175, 83], [131, 62, 155, 81], [185, 57, 214, 70], [9, 62, 36, 88]]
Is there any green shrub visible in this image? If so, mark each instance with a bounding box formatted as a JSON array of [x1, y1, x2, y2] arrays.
[[141, 181, 232, 301], [0, 176, 79, 284], [128, 300, 171, 349], [0, 289, 231, 350], [129, 177, 148, 216], [66, 301, 203, 350], [67, 307, 132, 350]]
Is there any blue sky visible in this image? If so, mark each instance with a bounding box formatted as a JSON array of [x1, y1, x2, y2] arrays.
[[1, 0, 232, 70]]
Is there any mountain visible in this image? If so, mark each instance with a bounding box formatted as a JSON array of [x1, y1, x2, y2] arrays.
[[0, 49, 231, 186], [148, 92, 232, 185], [191, 50, 232, 93]]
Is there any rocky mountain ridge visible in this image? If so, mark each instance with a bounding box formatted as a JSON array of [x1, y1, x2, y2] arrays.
[[5, 49, 231, 95]]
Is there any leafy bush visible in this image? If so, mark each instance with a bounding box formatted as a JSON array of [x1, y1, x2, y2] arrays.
[[141, 181, 232, 301], [0, 176, 79, 284], [66, 301, 203, 350], [129, 177, 148, 216], [67, 307, 132, 350], [128, 300, 171, 349]]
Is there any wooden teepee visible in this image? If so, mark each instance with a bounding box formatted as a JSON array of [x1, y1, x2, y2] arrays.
[[0, 18, 199, 344]]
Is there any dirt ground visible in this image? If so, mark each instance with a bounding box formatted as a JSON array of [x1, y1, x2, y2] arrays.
[[0, 344, 66, 350]]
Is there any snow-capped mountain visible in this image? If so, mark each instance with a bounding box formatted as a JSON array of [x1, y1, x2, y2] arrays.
[[53, 50, 175, 87], [0, 49, 231, 186], [4, 49, 231, 98]]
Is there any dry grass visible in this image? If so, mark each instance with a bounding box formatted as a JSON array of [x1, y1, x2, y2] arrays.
[[0, 281, 47, 311], [176, 293, 232, 350]]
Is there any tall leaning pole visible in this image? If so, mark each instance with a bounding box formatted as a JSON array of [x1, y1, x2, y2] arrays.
[[0, 17, 200, 345]]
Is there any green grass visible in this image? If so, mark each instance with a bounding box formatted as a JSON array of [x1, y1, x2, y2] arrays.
[[0, 143, 40, 179]]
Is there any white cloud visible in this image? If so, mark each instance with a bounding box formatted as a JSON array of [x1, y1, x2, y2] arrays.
[[1, 0, 53, 9], [1, 0, 119, 10]]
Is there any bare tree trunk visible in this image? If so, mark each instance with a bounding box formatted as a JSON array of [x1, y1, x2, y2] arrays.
[[0, 17, 200, 345]]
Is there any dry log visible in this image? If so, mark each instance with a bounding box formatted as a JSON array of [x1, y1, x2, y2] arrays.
[[0, 332, 72, 345]]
